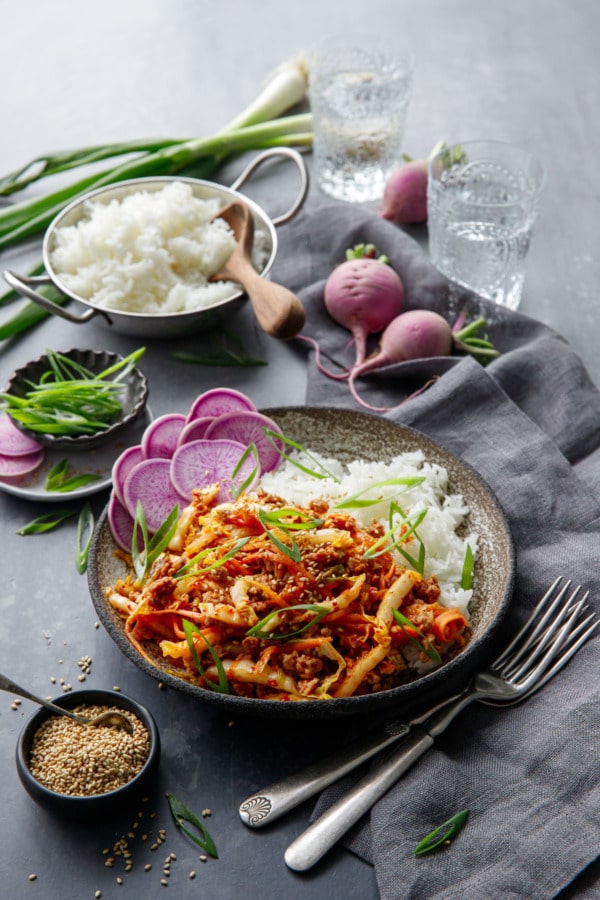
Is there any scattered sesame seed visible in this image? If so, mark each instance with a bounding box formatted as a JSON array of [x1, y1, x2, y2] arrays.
[[116, 877, 123, 885], [144, 864, 152, 872], [14, 698, 21, 706], [95, 892, 102, 899], [94, 622, 100, 629], [190, 871, 196, 879], [201, 808, 212, 817], [50, 676, 56, 684], [11, 703, 18, 711], [78, 674, 86, 682], [169, 853, 177, 861], [113, 685, 121, 692], [158, 682, 165, 690], [199, 855, 207, 863], [228, 720, 235, 727], [160, 879, 168, 887], [29, 874, 37, 881]]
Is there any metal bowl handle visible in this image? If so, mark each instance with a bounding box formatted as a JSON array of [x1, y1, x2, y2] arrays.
[[228, 147, 309, 226], [2, 270, 109, 325]]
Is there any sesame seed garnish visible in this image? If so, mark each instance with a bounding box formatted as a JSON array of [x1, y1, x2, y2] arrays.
[[29, 874, 37, 881], [144, 864, 152, 872], [190, 871, 196, 879]]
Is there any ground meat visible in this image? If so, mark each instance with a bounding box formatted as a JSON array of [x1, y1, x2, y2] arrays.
[[146, 576, 177, 610], [281, 651, 323, 679], [410, 576, 441, 604], [402, 601, 435, 629]]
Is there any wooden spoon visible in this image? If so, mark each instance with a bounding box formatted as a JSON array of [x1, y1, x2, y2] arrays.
[[212, 202, 305, 340]]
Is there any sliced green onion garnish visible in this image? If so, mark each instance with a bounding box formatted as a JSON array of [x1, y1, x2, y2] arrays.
[[392, 609, 442, 665], [263, 428, 341, 482], [257, 508, 301, 562], [414, 809, 469, 855], [182, 618, 229, 694], [173, 537, 250, 579], [461, 543, 474, 590], [230, 442, 260, 500], [333, 477, 426, 510], [166, 793, 219, 858], [246, 603, 329, 640], [132, 502, 179, 582], [44, 459, 102, 493]]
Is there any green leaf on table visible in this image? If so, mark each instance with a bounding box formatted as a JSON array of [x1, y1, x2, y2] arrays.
[[414, 809, 469, 855], [166, 792, 219, 858], [75, 503, 95, 574], [17, 509, 77, 535]]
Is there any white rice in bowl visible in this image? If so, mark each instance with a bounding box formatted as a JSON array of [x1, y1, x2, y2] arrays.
[[259, 447, 477, 619], [49, 182, 268, 314]]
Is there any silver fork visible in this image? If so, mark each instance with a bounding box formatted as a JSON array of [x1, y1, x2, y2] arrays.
[[276, 577, 597, 871]]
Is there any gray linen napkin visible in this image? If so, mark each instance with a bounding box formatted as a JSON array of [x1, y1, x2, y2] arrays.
[[272, 199, 600, 900]]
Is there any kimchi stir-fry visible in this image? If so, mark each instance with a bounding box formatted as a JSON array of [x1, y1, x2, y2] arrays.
[[106, 485, 471, 700]]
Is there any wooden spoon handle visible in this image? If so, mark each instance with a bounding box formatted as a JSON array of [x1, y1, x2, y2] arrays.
[[225, 257, 305, 340]]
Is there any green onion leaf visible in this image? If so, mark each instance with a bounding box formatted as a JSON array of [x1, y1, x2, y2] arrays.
[[230, 442, 260, 500], [333, 477, 426, 510], [173, 537, 250, 579], [263, 428, 340, 482], [461, 543, 474, 590], [75, 503, 95, 574], [182, 618, 229, 693], [166, 793, 219, 858], [414, 809, 469, 855], [17, 510, 77, 535], [132, 502, 179, 582], [257, 508, 302, 562], [246, 603, 329, 640], [392, 609, 443, 665]]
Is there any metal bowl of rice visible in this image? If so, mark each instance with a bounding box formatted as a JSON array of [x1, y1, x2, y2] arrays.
[[87, 407, 515, 721], [2, 147, 308, 339]]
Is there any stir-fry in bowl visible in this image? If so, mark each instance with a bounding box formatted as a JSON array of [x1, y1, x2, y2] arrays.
[[88, 406, 514, 719]]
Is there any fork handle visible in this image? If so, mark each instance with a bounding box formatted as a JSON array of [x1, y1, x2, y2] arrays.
[[239, 721, 411, 828], [284, 692, 477, 871], [284, 727, 435, 871]]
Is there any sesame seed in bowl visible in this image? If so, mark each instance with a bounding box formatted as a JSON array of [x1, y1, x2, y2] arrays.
[[16, 689, 160, 818]]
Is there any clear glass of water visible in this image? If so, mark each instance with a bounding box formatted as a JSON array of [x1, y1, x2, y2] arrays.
[[309, 36, 414, 204], [427, 141, 546, 310]]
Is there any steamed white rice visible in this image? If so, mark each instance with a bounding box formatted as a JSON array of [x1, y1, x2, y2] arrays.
[[259, 448, 477, 618], [50, 182, 266, 314]]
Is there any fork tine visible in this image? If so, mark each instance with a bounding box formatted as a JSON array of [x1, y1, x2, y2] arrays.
[[486, 614, 599, 707], [492, 577, 570, 671], [501, 588, 588, 678], [505, 598, 593, 692], [505, 594, 587, 682]]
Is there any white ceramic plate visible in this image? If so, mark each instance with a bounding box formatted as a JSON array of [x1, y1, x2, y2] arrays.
[[0, 408, 152, 502]]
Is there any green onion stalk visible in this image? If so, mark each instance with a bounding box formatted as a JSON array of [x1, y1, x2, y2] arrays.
[[0, 55, 312, 335]]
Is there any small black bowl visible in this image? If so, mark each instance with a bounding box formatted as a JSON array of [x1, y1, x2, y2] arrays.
[[4, 348, 149, 450], [16, 689, 160, 819]]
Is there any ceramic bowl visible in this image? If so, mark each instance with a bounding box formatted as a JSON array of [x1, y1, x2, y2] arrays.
[[16, 689, 160, 818], [88, 407, 515, 720], [4, 348, 149, 450]]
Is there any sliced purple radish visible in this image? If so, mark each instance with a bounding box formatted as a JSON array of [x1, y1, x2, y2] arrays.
[[0, 414, 44, 457], [123, 458, 187, 532], [0, 447, 45, 479], [204, 411, 283, 474], [112, 444, 144, 506], [108, 490, 137, 551], [186, 388, 256, 423], [177, 416, 213, 446], [141, 413, 186, 460], [171, 438, 258, 503]]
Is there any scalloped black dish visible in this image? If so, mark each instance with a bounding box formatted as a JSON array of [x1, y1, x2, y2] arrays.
[[4, 348, 148, 450]]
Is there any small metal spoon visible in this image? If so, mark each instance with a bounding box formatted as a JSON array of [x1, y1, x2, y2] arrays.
[[1, 672, 134, 734], [212, 201, 306, 340]]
